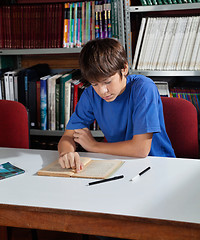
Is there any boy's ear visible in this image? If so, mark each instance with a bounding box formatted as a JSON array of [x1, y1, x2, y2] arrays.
[[121, 63, 129, 76]]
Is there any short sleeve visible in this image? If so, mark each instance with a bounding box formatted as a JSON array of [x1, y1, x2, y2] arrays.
[[66, 88, 95, 130], [132, 81, 161, 135]]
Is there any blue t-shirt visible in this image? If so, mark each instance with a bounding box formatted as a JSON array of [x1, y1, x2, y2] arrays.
[[67, 74, 175, 157]]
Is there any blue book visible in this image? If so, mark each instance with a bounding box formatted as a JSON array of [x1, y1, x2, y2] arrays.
[[107, 0, 112, 38], [95, 1, 100, 39], [40, 75, 50, 130], [0, 162, 25, 180]]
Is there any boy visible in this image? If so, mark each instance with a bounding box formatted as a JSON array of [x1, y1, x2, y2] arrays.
[[58, 38, 175, 172]]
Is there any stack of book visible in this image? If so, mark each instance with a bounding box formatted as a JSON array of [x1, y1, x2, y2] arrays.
[[132, 16, 200, 71]]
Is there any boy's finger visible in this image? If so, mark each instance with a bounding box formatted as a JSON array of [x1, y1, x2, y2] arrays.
[[58, 157, 65, 168], [74, 152, 81, 172], [63, 154, 71, 168]]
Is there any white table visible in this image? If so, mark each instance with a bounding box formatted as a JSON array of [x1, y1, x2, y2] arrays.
[[0, 147, 200, 240]]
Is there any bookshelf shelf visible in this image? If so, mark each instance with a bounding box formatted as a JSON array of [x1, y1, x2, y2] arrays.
[[129, 3, 200, 13], [133, 70, 200, 77], [30, 129, 104, 138], [0, 48, 82, 56]]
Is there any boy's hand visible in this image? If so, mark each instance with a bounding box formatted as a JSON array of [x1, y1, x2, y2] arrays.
[[58, 152, 83, 172], [73, 128, 97, 152]]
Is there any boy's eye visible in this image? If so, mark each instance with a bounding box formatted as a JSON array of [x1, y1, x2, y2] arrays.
[[105, 81, 111, 85], [91, 83, 98, 87]]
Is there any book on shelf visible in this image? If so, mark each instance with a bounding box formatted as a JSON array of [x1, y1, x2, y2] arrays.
[[0, 162, 25, 180], [59, 70, 76, 130], [63, 3, 70, 48], [95, 0, 100, 38], [37, 157, 124, 179], [154, 81, 170, 97], [77, 2, 82, 47], [132, 17, 147, 70], [3, 72, 10, 100], [170, 86, 200, 118], [133, 15, 200, 71], [40, 75, 51, 130], [47, 73, 62, 131]]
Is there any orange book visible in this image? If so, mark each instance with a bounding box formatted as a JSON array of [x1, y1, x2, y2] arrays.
[[63, 3, 70, 48]]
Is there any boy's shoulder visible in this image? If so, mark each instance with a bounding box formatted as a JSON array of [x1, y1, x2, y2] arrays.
[[127, 75, 157, 96], [127, 74, 154, 85]]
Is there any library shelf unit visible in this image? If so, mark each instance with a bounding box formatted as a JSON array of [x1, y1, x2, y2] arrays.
[[123, 0, 200, 76], [0, 0, 125, 149]]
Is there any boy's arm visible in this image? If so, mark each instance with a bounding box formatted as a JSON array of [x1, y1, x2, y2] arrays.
[[58, 130, 83, 172], [73, 128, 153, 158], [58, 129, 76, 155]]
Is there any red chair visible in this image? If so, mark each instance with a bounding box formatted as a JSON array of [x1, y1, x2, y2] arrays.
[[0, 100, 29, 149], [0, 101, 37, 239], [161, 97, 199, 159]]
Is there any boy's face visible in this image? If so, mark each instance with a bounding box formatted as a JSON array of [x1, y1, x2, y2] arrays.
[[90, 71, 127, 102]]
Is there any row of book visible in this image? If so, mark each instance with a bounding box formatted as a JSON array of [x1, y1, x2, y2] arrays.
[[170, 88, 200, 116], [0, 0, 119, 49], [0, 65, 100, 131], [132, 16, 200, 71], [0, 3, 63, 49], [63, 0, 118, 48], [140, 0, 200, 5]]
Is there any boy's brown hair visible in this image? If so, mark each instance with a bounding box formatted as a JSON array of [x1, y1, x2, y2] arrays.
[[79, 38, 128, 82]]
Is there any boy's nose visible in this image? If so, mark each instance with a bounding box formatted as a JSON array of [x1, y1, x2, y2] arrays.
[[99, 85, 108, 94]]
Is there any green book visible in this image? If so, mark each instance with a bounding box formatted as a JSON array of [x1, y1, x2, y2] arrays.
[[157, 0, 163, 4], [0, 162, 25, 180], [146, 0, 153, 5], [59, 72, 72, 130], [167, 0, 173, 4], [59, 70, 77, 131], [55, 77, 60, 130], [140, 0, 148, 5], [151, 0, 158, 5]]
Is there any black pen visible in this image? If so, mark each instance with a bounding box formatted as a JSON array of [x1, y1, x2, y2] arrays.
[[130, 166, 151, 181], [88, 175, 124, 186]]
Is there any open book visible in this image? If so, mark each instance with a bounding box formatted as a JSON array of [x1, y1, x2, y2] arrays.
[[37, 157, 124, 179]]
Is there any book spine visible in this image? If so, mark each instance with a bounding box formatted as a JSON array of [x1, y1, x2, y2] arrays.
[[55, 78, 60, 130], [70, 83, 74, 116], [69, 3, 74, 48], [9, 72, 14, 101], [103, 0, 108, 38], [73, 2, 78, 47], [40, 77, 48, 130], [13, 74, 18, 101], [77, 2, 82, 47], [4, 73, 10, 100], [63, 3, 69, 48], [107, 0, 112, 37], [95, 1, 100, 39], [36, 80, 41, 128], [82, 1, 85, 45], [99, 1, 103, 39]]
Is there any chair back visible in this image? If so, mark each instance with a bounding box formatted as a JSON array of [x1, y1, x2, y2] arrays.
[[0, 100, 29, 149], [161, 97, 199, 159]]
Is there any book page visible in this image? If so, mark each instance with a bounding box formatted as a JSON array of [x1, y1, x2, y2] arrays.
[[73, 160, 124, 179], [37, 157, 91, 177]]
